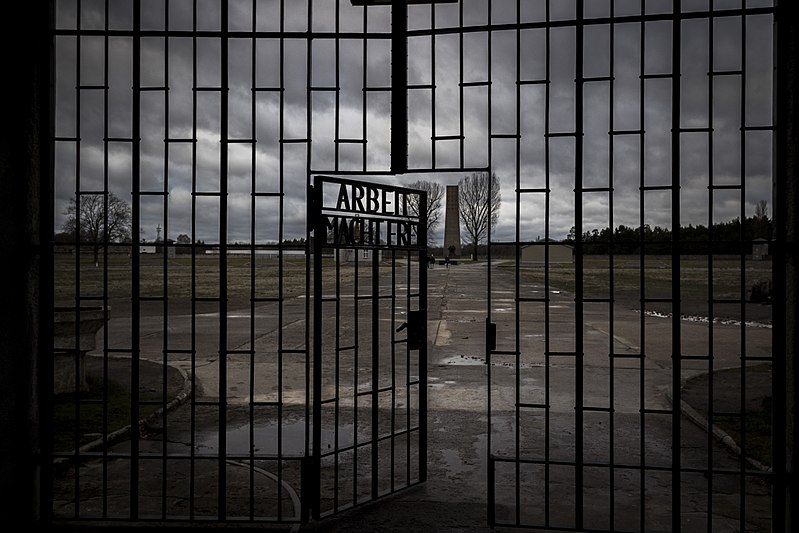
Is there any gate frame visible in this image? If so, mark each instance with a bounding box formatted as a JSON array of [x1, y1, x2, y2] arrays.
[[309, 174, 428, 520]]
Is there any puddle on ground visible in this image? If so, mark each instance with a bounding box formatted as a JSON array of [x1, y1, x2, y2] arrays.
[[196, 420, 356, 456]]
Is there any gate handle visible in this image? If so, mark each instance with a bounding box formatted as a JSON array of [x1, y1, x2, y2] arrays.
[[396, 322, 408, 333]]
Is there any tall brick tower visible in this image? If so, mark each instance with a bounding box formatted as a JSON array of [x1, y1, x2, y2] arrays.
[[443, 185, 462, 258]]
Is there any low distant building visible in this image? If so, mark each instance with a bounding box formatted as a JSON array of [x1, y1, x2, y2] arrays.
[[343, 248, 381, 263], [752, 238, 769, 260], [140, 245, 156, 254], [521, 243, 573, 263]]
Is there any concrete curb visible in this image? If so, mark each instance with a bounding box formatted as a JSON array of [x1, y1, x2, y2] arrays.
[[55, 356, 193, 466], [665, 388, 771, 473]]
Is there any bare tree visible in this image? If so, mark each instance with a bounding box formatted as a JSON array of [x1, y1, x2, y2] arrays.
[[407, 180, 444, 246], [63, 193, 132, 266], [458, 172, 501, 260], [754, 199, 769, 239]]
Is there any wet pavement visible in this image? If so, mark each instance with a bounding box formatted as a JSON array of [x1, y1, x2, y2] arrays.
[[52, 260, 774, 531]]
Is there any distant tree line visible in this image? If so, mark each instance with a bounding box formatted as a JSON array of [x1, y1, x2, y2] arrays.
[[565, 212, 772, 255]]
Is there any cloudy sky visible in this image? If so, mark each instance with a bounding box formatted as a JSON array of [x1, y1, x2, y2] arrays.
[[53, 0, 774, 245]]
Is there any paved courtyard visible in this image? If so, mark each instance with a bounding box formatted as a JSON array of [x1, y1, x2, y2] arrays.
[[53, 260, 773, 531]]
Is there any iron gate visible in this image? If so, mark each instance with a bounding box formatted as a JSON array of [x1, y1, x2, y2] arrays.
[[310, 175, 428, 518], [48, 0, 780, 530]]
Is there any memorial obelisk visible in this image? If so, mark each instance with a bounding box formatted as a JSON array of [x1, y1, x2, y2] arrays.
[[443, 185, 462, 258]]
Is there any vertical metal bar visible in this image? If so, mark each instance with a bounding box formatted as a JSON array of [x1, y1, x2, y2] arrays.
[[353, 234, 360, 502], [307, 0, 316, 513], [458, 0, 464, 169], [430, 0, 436, 169], [544, 1, 552, 525], [772, 2, 793, 529], [671, 2, 683, 531], [391, 0, 408, 174], [390, 247, 396, 493], [130, 0, 142, 519], [101, 0, 110, 518], [486, 0, 494, 518], [40, 0, 56, 523], [249, 0, 257, 519], [607, 4, 616, 528], [334, 246, 341, 511], [218, 0, 229, 519], [73, 0, 82, 517], [335, 0, 341, 173], [638, 4, 647, 530], [514, 0, 522, 523], [161, 1, 170, 518], [574, 2, 585, 529], [372, 236, 380, 500], [738, 9, 748, 530], [418, 192, 428, 483], [312, 178, 323, 519], [406, 220, 411, 486], [706, 7, 715, 531], [362, 0, 368, 172], [189, 0, 198, 518]]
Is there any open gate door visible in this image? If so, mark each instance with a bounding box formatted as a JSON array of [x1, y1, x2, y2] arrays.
[[310, 175, 427, 519]]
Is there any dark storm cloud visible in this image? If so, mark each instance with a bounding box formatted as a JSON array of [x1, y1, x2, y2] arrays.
[[54, 0, 775, 244]]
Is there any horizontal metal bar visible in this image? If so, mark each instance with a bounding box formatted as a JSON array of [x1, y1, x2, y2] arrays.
[[610, 353, 644, 359], [433, 135, 464, 141], [517, 79, 548, 85], [708, 184, 742, 190], [335, 138, 367, 144], [228, 138, 255, 144], [517, 297, 547, 303], [408, 84, 435, 90], [582, 406, 614, 413], [517, 403, 549, 409], [580, 187, 612, 193], [640, 184, 674, 191], [164, 138, 196, 143], [462, 81, 491, 87], [611, 129, 644, 135], [581, 76, 613, 82], [642, 408, 673, 415], [336, 345, 357, 352], [139, 86, 167, 91], [678, 127, 713, 133], [742, 125, 775, 131], [545, 132, 577, 138], [516, 187, 550, 193]]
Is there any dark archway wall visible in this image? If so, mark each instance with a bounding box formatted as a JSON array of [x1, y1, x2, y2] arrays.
[[0, 1, 52, 525], [776, 2, 799, 531]]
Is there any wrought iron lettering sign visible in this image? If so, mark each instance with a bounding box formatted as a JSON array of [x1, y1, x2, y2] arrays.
[[314, 177, 422, 249]]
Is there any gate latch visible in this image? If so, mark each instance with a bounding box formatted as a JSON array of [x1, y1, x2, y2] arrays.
[[396, 310, 425, 350]]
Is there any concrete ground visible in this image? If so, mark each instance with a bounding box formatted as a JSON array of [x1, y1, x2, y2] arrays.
[[51, 260, 774, 531]]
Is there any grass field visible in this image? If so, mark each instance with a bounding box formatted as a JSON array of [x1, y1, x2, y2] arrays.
[[507, 255, 772, 321], [53, 253, 388, 304]]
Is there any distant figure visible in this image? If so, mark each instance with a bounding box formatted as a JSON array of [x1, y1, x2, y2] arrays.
[[428, 255, 435, 269], [444, 256, 450, 268]]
